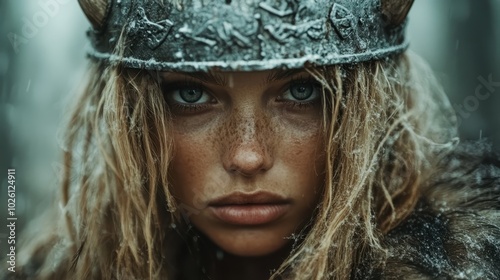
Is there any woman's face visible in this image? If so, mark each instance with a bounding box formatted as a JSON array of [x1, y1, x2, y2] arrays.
[[164, 70, 325, 257]]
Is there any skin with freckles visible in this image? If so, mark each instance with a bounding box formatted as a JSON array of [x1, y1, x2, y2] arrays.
[[163, 70, 325, 264]]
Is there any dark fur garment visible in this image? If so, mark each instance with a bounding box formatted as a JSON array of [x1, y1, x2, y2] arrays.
[[373, 141, 500, 279]]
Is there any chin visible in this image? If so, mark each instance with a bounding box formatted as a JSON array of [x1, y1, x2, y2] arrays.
[[202, 226, 293, 257]]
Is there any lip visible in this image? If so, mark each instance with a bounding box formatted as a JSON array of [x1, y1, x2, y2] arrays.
[[208, 191, 291, 226]]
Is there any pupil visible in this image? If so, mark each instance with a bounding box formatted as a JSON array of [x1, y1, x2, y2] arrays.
[[180, 88, 203, 103], [291, 83, 313, 100]]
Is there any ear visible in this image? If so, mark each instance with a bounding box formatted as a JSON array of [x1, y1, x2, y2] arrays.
[[381, 0, 414, 27], [78, 0, 111, 30]]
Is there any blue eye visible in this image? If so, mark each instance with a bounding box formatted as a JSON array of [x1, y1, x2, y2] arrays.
[[178, 88, 204, 103], [283, 80, 320, 102], [162, 80, 216, 114], [290, 82, 313, 100], [170, 86, 211, 104]]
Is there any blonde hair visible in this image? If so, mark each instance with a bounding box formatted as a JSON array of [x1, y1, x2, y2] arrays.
[[13, 50, 458, 280], [275, 53, 456, 279]]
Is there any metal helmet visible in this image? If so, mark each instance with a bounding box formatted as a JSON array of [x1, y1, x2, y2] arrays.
[[79, 0, 414, 72]]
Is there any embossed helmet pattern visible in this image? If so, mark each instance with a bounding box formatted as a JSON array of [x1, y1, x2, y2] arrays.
[[83, 0, 413, 72]]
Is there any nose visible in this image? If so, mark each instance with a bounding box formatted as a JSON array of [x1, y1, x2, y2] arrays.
[[222, 110, 274, 177]]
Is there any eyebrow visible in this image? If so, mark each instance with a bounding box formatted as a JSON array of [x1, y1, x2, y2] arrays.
[[163, 68, 307, 86], [265, 69, 306, 83], [169, 71, 228, 86]]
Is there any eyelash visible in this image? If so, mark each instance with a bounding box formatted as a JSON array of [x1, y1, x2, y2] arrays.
[[162, 79, 213, 112], [278, 76, 322, 109], [161, 76, 322, 113]]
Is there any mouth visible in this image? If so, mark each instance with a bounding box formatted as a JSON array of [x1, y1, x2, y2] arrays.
[[208, 191, 291, 226]]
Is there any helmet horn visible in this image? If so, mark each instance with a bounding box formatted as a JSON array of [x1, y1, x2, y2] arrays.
[[381, 0, 414, 27], [78, 0, 111, 30]]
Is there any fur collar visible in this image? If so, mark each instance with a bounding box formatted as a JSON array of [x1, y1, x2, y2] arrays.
[[377, 142, 500, 279]]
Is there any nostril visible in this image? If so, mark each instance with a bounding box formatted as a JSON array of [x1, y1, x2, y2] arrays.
[[225, 147, 272, 177], [225, 0, 231, 4], [230, 168, 257, 177]]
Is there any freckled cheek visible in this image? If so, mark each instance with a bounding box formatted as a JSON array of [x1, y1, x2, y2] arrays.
[[288, 141, 325, 190], [169, 132, 219, 208], [277, 124, 325, 201]]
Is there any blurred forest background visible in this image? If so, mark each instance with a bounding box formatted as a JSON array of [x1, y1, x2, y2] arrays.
[[0, 0, 499, 249]]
